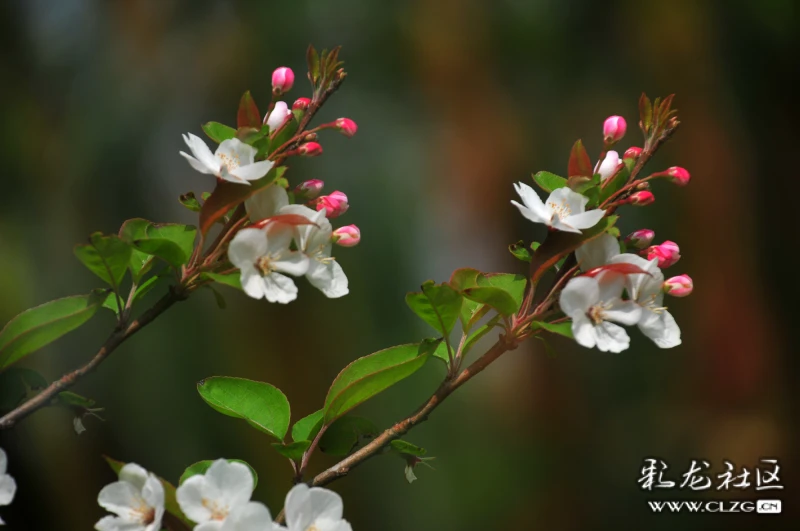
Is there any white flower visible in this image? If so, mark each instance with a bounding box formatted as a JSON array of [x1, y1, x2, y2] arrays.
[[559, 272, 642, 353], [575, 233, 621, 272], [595, 150, 621, 181], [228, 225, 310, 303], [95, 463, 165, 531], [281, 205, 349, 298], [201, 501, 275, 531], [278, 484, 352, 531], [180, 133, 274, 185], [266, 101, 292, 132], [511, 183, 605, 234], [176, 459, 255, 528], [245, 184, 290, 222], [0, 448, 17, 526], [609, 254, 682, 348]]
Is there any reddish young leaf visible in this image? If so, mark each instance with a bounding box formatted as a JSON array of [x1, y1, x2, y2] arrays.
[[237, 91, 261, 129], [583, 262, 651, 278], [567, 139, 593, 178]]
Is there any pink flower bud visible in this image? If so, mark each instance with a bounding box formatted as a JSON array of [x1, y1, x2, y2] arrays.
[[595, 150, 621, 181], [624, 229, 655, 249], [644, 240, 681, 268], [663, 274, 693, 297], [334, 118, 358, 138], [667, 166, 691, 186], [265, 101, 292, 131], [603, 115, 626, 144], [298, 142, 323, 157], [293, 97, 311, 111], [628, 190, 655, 206], [315, 191, 349, 218], [271, 67, 295, 93], [294, 179, 324, 200], [332, 224, 361, 247], [623, 146, 643, 160]]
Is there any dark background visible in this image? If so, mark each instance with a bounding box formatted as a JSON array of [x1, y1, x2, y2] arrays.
[[0, 0, 797, 529]]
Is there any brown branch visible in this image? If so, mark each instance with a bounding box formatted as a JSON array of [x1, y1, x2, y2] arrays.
[[0, 290, 182, 430]]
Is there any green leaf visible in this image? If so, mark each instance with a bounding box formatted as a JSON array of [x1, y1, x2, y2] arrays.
[[307, 45, 321, 84], [197, 377, 291, 440], [237, 91, 261, 129], [323, 340, 438, 425], [179, 192, 202, 212], [448, 268, 483, 329], [268, 118, 300, 155], [405, 281, 462, 336], [640, 93, 653, 133], [133, 224, 197, 269], [202, 122, 237, 144], [530, 320, 574, 339], [179, 459, 258, 488], [56, 391, 97, 408], [74, 233, 132, 290], [203, 271, 243, 291], [508, 241, 531, 262], [272, 441, 311, 462], [102, 271, 171, 315], [462, 287, 517, 316], [291, 410, 324, 442], [119, 219, 156, 280], [532, 171, 568, 193], [463, 314, 501, 356], [0, 291, 106, 370], [390, 439, 427, 457], [207, 285, 227, 309], [199, 166, 286, 235], [477, 273, 526, 313], [104, 456, 191, 527], [568, 139, 593, 178], [319, 416, 379, 456]]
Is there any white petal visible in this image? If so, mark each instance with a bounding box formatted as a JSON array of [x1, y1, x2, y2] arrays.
[[547, 187, 588, 215], [594, 322, 630, 353], [204, 460, 253, 513], [264, 223, 295, 251], [0, 475, 16, 506], [216, 138, 258, 167], [639, 310, 682, 348], [563, 209, 605, 230], [175, 475, 213, 524], [184, 133, 220, 172], [180, 152, 217, 175], [511, 200, 550, 225], [559, 276, 599, 316], [576, 233, 620, 271], [140, 475, 164, 513], [230, 160, 275, 182], [596, 150, 620, 181], [228, 229, 269, 269], [118, 464, 149, 493], [244, 184, 289, 221], [97, 481, 143, 519], [220, 502, 273, 531], [240, 267, 266, 300], [94, 515, 144, 531], [571, 315, 597, 349], [306, 260, 349, 298], [263, 273, 299, 304], [266, 102, 291, 132], [609, 254, 661, 301], [194, 522, 225, 531], [595, 271, 626, 302], [514, 182, 548, 214], [548, 215, 583, 233], [604, 299, 642, 326], [219, 165, 251, 185], [0, 449, 6, 475], [273, 251, 310, 277], [285, 485, 344, 531], [280, 204, 329, 251]]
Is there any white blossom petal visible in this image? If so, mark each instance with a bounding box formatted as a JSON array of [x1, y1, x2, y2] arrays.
[[285, 485, 344, 531], [273, 251, 310, 277], [548, 215, 583, 233], [559, 276, 599, 316], [228, 229, 269, 269], [571, 314, 597, 349], [306, 260, 349, 298], [547, 187, 588, 214], [118, 464, 149, 494], [562, 209, 605, 230], [639, 310, 682, 348], [183, 133, 220, 173], [240, 266, 267, 300], [219, 502, 273, 531], [230, 160, 275, 182], [0, 475, 16, 506], [604, 299, 642, 326], [97, 481, 144, 519], [245, 185, 290, 222], [216, 139, 257, 168], [180, 152, 217, 175], [204, 460, 254, 513], [576, 233, 620, 271], [594, 321, 630, 353], [262, 273, 299, 303], [175, 475, 213, 524], [512, 182, 550, 222]]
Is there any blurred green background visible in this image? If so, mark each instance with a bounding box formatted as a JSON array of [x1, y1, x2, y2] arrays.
[[1, 0, 796, 529]]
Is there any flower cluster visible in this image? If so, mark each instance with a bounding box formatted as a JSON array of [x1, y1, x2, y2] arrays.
[[95, 460, 353, 531], [0, 448, 16, 526]]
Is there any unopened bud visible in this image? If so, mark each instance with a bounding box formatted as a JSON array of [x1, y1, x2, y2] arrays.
[[603, 115, 626, 144], [303, 132, 318, 142], [315, 191, 348, 218], [298, 142, 323, 157], [663, 274, 693, 297], [292, 97, 311, 111], [644, 240, 681, 268], [294, 179, 324, 200], [596, 150, 621, 181], [332, 224, 361, 247], [667, 166, 691, 186], [271, 67, 295, 93], [334, 118, 358, 138], [265, 101, 292, 132], [624, 229, 655, 249], [623, 146, 643, 160], [628, 190, 655, 206]]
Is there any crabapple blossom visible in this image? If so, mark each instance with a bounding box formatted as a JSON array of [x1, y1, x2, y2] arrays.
[[272, 67, 295, 93], [624, 229, 655, 249], [559, 272, 642, 353], [623, 146, 642, 160], [332, 225, 361, 247], [298, 142, 323, 157], [180, 134, 274, 185], [95, 463, 165, 531], [294, 179, 325, 200], [595, 150, 622, 181], [609, 254, 682, 348], [277, 484, 352, 531], [512, 182, 605, 234], [664, 274, 693, 297], [628, 190, 655, 206], [176, 459, 255, 528], [244, 183, 290, 222], [603, 115, 626, 144], [228, 225, 310, 303], [643, 240, 681, 268], [0, 448, 17, 526], [315, 191, 349, 218], [266, 101, 293, 132], [334, 118, 358, 137], [281, 204, 349, 298]]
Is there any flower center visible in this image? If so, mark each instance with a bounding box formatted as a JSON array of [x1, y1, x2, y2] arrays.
[[217, 152, 241, 172], [587, 301, 612, 324], [255, 254, 279, 275], [310, 244, 334, 264], [642, 293, 667, 314], [306, 525, 321, 531], [547, 199, 572, 220], [202, 498, 229, 521], [131, 498, 156, 524]]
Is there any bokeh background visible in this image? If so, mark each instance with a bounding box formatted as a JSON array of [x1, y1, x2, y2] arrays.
[[1, 0, 797, 529]]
